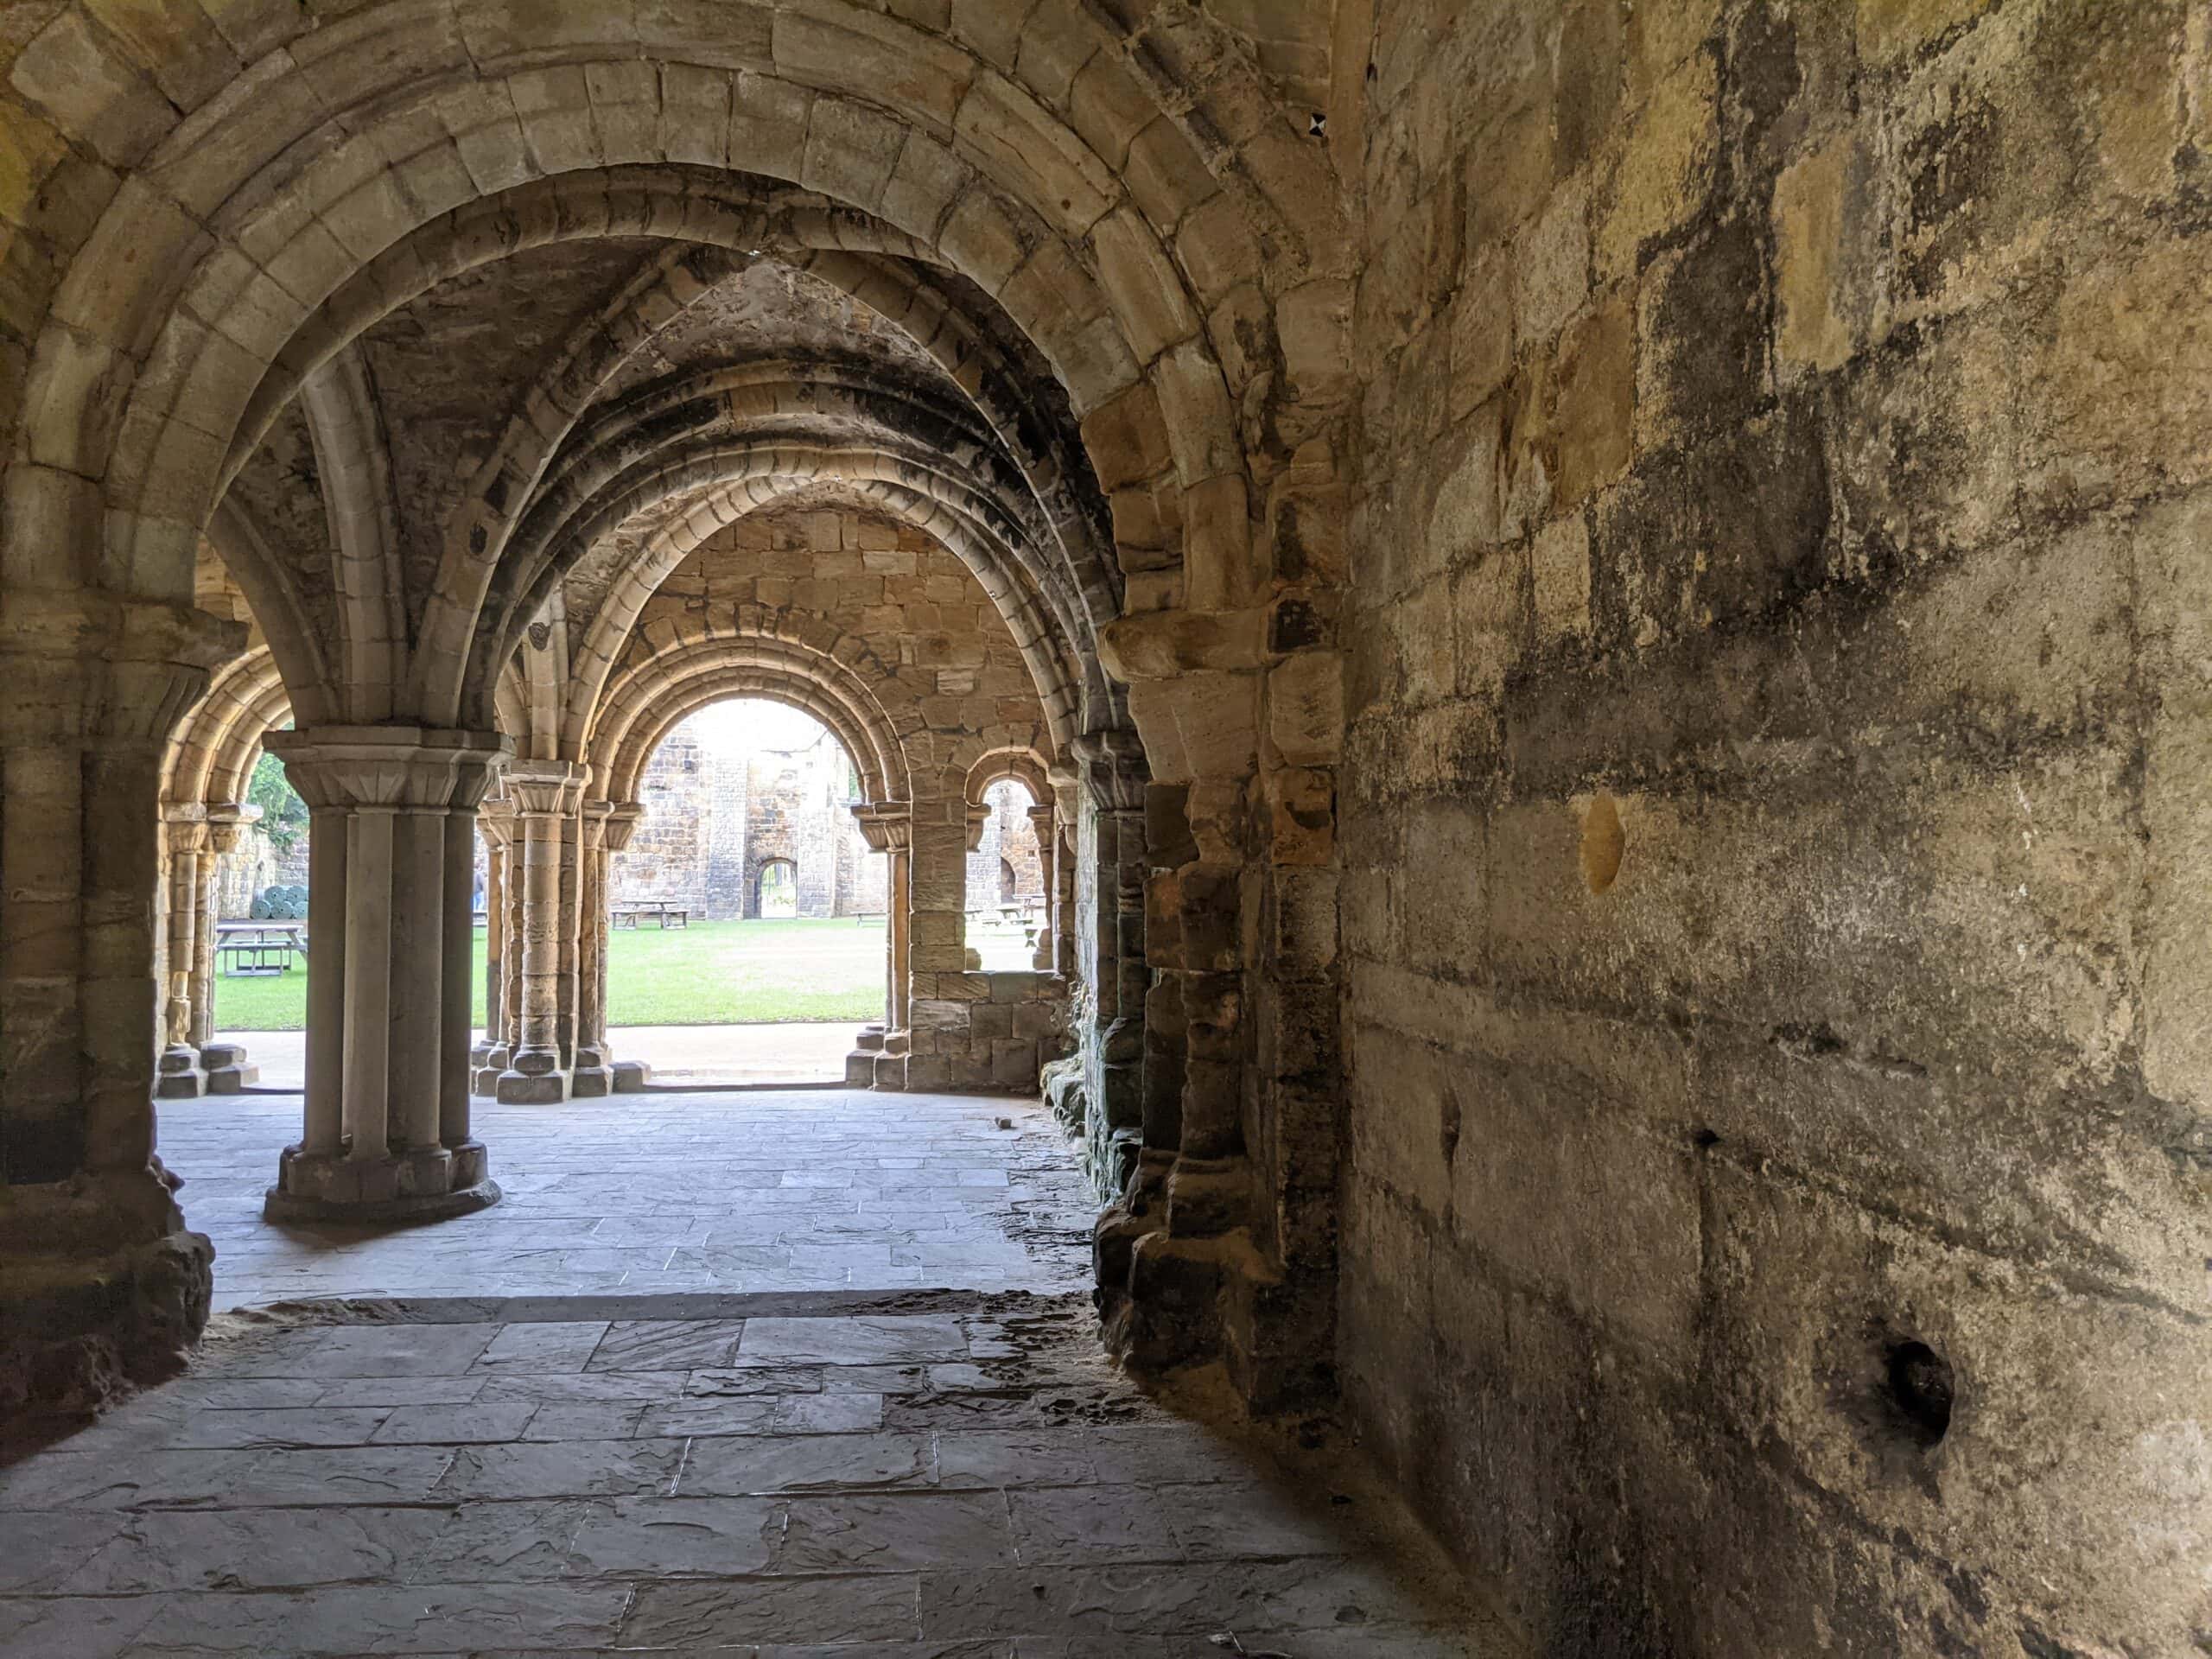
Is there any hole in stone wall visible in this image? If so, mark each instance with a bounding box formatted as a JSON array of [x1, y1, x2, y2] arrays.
[[1580, 791, 1624, 894], [1309, 111, 1327, 137], [1885, 1339, 1955, 1447]]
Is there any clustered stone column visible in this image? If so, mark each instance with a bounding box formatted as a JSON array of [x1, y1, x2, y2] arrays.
[[1065, 732, 1150, 1195], [848, 803, 912, 1086], [497, 761, 588, 1103], [156, 808, 212, 1099], [263, 726, 509, 1222], [156, 803, 261, 1098]]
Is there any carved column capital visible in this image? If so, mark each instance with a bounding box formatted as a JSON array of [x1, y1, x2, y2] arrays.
[[267, 727, 511, 812], [603, 803, 645, 853], [503, 760, 589, 819], [1070, 727, 1148, 812], [204, 801, 260, 855], [850, 801, 912, 853], [162, 803, 210, 855], [964, 801, 993, 850]]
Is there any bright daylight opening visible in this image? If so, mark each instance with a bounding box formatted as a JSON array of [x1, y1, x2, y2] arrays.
[[607, 697, 887, 1083]]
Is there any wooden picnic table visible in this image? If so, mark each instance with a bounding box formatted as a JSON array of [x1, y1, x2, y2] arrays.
[[612, 901, 689, 929], [215, 919, 306, 976]]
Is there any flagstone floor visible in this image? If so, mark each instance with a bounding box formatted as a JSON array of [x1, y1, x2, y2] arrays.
[[160, 1090, 1095, 1308], [0, 1297, 1517, 1656], [3, 1090, 1522, 1656]]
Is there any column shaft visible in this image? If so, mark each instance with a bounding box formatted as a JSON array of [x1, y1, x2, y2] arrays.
[[164, 844, 200, 1028], [340, 807, 396, 1161], [302, 809, 349, 1154], [515, 815, 562, 1061], [554, 806, 582, 1066], [483, 836, 506, 1046], [191, 855, 219, 1049], [388, 808, 447, 1151], [440, 807, 478, 1153], [890, 849, 912, 1031], [497, 763, 585, 1103]]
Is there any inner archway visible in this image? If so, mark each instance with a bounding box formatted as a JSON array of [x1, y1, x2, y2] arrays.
[[607, 696, 887, 1084]]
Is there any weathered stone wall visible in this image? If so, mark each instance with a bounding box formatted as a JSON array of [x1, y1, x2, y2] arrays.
[[1339, 3, 2212, 1654], [617, 731, 721, 917]]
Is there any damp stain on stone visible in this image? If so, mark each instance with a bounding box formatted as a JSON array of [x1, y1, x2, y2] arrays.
[[1580, 791, 1624, 893]]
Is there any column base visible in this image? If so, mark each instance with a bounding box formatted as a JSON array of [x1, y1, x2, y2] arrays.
[[570, 1066, 613, 1097], [611, 1059, 652, 1092], [199, 1043, 259, 1093], [263, 1141, 500, 1225], [470, 1043, 511, 1098], [495, 1066, 571, 1104], [154, 1046, 208, 1099]]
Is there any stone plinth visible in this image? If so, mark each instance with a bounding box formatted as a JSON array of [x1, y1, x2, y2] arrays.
[[264, 1145, 499, 1226], [199, 1042, 259, 1093]]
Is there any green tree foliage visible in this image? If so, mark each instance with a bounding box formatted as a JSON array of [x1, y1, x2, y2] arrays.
[[247, 751, 309, 852]]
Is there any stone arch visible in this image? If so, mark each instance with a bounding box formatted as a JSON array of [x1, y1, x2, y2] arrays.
[[162, 646, 285, 809], [296, 347, 407, 723], [590, 627, 914, 809], [537, 445, 1084, 760], [963, 746, 1054, 811], [753, 856, 799, 920], [508, 355, 1116, 718], [203, 678, 294, 809], [204, 502, 335, 727]]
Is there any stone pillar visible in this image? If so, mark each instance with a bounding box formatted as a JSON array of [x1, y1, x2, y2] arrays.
[[570, 801, 614, 1097], [0, 591, 238, 1415], [156, 810, 210, 1099], [849, 802, 912, 1088], [1027, 802, 1059, 972], [602, 804, 652, 1092], [263, 726, 509, 1222], [497, 761, 587, 1103], [195, 804, 259, 1091], [471, 798, 513, 1095], [554, 791, 586, 1069]]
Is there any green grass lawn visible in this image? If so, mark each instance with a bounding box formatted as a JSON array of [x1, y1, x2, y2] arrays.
[[213, 917, 887, 1032]]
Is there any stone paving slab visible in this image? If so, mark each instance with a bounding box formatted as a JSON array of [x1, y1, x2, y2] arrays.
[[0, 1296, 1522, 1658], [158, 1090, 1092, 1307]]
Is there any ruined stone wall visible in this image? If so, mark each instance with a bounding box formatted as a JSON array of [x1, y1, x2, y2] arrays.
[[614, 724, 883, 921], [1340, 3, 2212, 1654], [626, 502, 1069, 1091], [618, 732, 721, 918]]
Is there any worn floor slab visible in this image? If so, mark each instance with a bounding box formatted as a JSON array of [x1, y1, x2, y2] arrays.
[[0, 1297, 1518, 1657], [160, 1090, 1092, 1307]]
